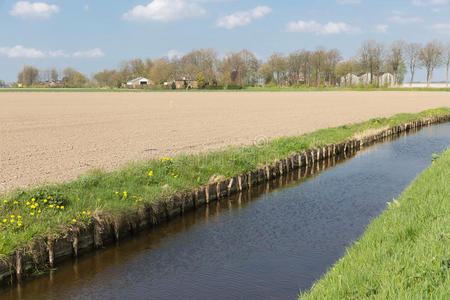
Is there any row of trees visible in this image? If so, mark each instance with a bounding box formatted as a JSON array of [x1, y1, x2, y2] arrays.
[[17, 66, 89, 88], [13, 39, 450, 89]]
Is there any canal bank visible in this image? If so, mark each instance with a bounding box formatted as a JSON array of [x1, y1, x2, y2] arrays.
[[0, 110, 449, 292], [301, 147, 450, 299], [1, 117, 449, 299]]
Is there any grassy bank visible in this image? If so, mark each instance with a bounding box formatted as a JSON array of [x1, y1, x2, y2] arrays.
[[0, 87, 450, 92], [0, 108, 449, 260], [301, 148, 450, 299]]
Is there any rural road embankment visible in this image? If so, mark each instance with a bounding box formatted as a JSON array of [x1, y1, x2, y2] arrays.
[[1, 91, 449, 192]]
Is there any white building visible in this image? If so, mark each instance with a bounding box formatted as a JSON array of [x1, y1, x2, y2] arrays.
[[126, 77, 151, 88]]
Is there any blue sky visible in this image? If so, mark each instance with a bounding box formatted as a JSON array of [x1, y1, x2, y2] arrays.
[[1, 0, 450, 82]]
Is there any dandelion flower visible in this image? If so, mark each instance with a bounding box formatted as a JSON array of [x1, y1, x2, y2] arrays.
[[26, 202, 30, 206], [115, 192, 119, 195], [10, 215, 15, 219], [3, 200, 7, 203], [82, 211, 86, 215], [43, 199, 48, 203], [30, 212, 35, 216], [72, 219, 77, 223], [13, 201, 19, 205], [123, 191, 127, 197], [2, 219, 7, 223], [148, 170, 154, 177], [10, 219, 14, 223], [49, 204, 54, 208], [17, 216, 22, 219], [38, 210, 42, 213], [32, 198, 35, 202], [87, 212, 91, 215], [60, 206, 64, 210], [56, 206, 60, 209]]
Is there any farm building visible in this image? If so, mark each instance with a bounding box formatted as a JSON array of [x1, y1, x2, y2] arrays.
[[126, 77, 152, 88], [340, 72, 395, 87]]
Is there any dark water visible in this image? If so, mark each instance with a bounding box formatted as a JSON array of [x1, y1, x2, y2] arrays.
[[2, 123, 450, 300]]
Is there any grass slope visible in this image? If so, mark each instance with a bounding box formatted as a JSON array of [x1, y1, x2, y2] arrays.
[[300, 148, 450, 299], [0, 108, 448, 260]]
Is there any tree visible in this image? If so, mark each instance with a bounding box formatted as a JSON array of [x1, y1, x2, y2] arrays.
[[419, 40, 444, 88], [266, 53, 287, 87], [357, 40, 384, 86], [219, 50, 259, 87], [149, 58, 177, 84], [386, 40, 406, 86], [94, 69, 121, 88], [50, 68, 59, 82], [335, 60, 356, 87], [0, 80, 6, 88], [445, 43, 450, 87], [61, 68, 89, 88], [17, 65, 39, 86], [404, 42, 422, 87], [180, 48, 218, 85], [324, 49, 342, 86], [311, 47, 327, 87]]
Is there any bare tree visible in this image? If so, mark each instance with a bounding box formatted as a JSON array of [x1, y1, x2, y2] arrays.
[[404, 43, 422, 87], [50, 68, 59, 82], [357, 40, 384, 86], [18, 65, 39, 86], [445, 43, 450, 87], [386, 40, 406, 86], [324, 49, 342, 87], [311, 47, 327, 87], [419, 40, 444, 88], [266, 53, 287, 87]]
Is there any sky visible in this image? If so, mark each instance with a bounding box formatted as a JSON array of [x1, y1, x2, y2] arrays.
[[1, 0, 450, 82]]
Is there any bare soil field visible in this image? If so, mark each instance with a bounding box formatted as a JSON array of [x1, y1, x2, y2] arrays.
[[1, 91, 449, 192]]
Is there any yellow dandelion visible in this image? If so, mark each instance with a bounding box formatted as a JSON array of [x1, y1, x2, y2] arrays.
[[13, 201, 19, 205], [35, 203, 39, 207], [148, 170, 154, 177], [3, 200, 7, 203], [123, 191, 127, 197], [43, 199, 48, 203], [10, 215, 15, 219], [17, 216, 22, 219], [60, 206, 64, 210], [10, 219, 14, 223], [32, 198, 35, 202], [56, 205, 60, 209], [87, 212, 91, 215], [49, 204, 54, 208], [38, 210, 42, 213], [2, 219, 7, 223], [72, 219, 77, 223], [17, 223, 22, 227], [26, 202, 30, 206], [30, 205, 35, 209], [29, 212, 35, 216], [115, 191, 119, 195], [82, 211, 86, 214]]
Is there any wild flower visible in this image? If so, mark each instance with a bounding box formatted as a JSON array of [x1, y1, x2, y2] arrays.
[[72, 219, 77, 223], [148, 170, 154, 177]]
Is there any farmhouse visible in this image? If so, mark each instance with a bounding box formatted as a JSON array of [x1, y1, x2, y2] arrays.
[[126, 77, 152, 88]]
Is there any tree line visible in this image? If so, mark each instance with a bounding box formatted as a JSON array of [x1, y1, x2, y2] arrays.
[[12, 39, 450, 89]]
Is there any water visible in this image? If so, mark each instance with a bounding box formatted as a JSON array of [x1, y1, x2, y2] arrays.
[[2, 123, 449, 300]]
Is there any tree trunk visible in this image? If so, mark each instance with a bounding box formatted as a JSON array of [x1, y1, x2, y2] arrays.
[[393, 72, 397, 88], [446, 64, 449, 87], [427, 71, 431, 88], [410, 69, 414, 87]]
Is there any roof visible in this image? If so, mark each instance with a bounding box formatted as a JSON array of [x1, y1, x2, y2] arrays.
[[126, 77, 149, 85]]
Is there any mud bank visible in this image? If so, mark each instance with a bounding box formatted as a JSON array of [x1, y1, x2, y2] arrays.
[[1, 114, 449, 288]]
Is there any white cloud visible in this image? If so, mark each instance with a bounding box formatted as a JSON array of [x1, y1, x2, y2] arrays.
[[287, 20, 361, 35], [375, 24, 389, 33], [428, 23, 450, 34], [73, 48, 105, 58], [10, 1, 59, 19], [337, 0, 361, 4], [216, 6, 272, 29], [389, 12, 423, 24], [0, 45, 45, 58], [412, 0, 448, 6], [0, 46, 104, 58], [123, 0, 206, 22]]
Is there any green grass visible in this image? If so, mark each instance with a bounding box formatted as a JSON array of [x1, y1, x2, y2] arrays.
[[0, 107, 449, 260], [0, 87, 450, 92], [300, 148, 450, 299]]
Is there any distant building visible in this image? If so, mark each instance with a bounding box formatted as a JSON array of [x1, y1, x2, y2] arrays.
[[340, 72, 395, 87], [172, 77, 198, 89], [126, 77, 152, 88]]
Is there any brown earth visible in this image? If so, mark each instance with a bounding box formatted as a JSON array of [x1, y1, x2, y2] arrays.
[[0, 91, 449, 193]]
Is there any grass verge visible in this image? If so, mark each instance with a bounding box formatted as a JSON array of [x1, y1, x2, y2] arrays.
[[0, 87, 450, 92], [0, 108, 449, 260], [300, 147, 450, 299]]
